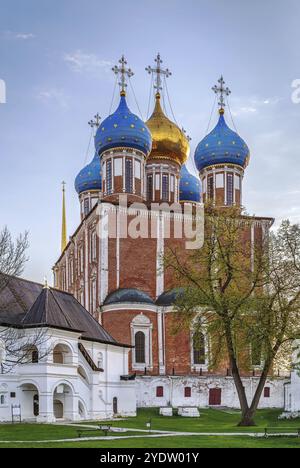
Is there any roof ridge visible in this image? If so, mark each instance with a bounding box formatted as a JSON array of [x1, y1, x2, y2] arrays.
[[71, 294, 116, 342], [7, 280, 30, 313], [49, 289, 74, 329]]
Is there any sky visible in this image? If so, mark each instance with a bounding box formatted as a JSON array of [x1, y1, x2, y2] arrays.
[[0, 0, 300, 284]]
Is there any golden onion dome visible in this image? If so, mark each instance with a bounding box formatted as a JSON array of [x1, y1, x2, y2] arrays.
[[146, 93, 190, 165]]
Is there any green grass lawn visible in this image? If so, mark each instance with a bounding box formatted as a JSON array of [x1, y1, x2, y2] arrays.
[[78, 407, 300, 434], [0, 408, 300, 448], [0, 435, 300, 448]]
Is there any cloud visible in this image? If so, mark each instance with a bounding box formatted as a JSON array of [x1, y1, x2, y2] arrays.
[[3, 30, 35, 40], [63, 50, 112, 75], [36, 88, 69, 108], [230, 96, 281, 117]]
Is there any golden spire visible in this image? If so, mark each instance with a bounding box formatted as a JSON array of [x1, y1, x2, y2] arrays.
[[61, 181, 67, 253]]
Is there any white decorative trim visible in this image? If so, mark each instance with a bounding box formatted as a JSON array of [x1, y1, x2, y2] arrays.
[[131, 314, 153, 371]]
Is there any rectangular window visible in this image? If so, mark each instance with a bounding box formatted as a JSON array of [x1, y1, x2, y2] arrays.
[[147, 175, 153, 201], [80, 247, 84, 273], [90, 231, 97, 261], [114, 158, 122, 176], [156, 386, 164, 397], [216, 173, 224, 188], [70, 259, 74, 284], [10, 392, 16, 399], [125, 158, 133, 193], [226, 173, 234, 206], [207, 175, 214, 200], [170, 175, 175, 192], [162, 174, 169, 201], [134, 159, 141, 179], [184, 387, 191, 398], [106, 160, 112, 194], [84, 198, 90, 216], [264, 387, 270, 398]]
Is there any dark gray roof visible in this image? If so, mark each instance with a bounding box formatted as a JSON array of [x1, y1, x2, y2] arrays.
[[104, 288, 154, 306], [0, 276, 43, 324], [0, 276, 130, 347], [156, 288, 184, 306]]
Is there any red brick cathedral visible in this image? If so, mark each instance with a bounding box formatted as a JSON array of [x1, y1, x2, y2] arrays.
[[53, 56, 278, 407]]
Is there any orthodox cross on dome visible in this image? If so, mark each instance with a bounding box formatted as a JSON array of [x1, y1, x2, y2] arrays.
[[212, 76, 231, 112], [146, 53, 172, 95], [88, 113, 101, 130], [112, 55, 134, 95]]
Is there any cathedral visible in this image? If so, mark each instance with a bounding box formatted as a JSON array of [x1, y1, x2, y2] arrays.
[[2, 54, 300, 423], [52, 54, 287, 409]]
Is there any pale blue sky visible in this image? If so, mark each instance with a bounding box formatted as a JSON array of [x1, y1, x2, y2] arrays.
[[0, 0, 300, 283]]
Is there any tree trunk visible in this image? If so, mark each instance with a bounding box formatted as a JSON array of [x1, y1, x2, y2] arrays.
[[238, 408, 256, 426], [238, 359, 272, 426], [224, 323, 250, 418]]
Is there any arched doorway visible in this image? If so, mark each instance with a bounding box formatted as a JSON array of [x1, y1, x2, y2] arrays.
[[53, 383, 74, 421], [20, 383, 39, 421], [113, 397, 118, 415]]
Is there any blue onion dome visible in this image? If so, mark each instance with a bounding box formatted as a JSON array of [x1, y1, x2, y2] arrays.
[[95, 92, 152, 156], [179, 164, 201, 203], [75, 152, 102, 194], [194, 109, 250, 172]]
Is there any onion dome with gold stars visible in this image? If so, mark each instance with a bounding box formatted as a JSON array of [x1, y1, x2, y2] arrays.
[[95, 92, 152, 157], [195, 76, 250, 172], [194, 109, 250, 172], [75, 152, 102, 194], [146, 93, 190, 166], [179, 164, 201, 203]]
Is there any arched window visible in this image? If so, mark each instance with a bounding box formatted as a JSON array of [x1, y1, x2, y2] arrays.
[[135, 331, 145, 364], [25, 345, 39, 364], [131, 314, 152, 370], [53, 344, 73, 365], [193, 333, 206, 365]]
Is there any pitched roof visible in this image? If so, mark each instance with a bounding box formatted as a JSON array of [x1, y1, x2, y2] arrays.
[[0, 276, 130, 347], [0, 276, 43, 324]]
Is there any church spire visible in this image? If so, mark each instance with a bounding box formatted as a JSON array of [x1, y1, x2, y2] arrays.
[[61, 181, 67, 253]]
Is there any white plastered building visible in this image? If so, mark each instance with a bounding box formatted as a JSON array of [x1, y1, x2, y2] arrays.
[[0, 277, 136, 422]]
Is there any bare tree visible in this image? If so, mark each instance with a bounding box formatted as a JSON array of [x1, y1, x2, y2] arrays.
[[0, 226, 29, 296], [165, 208, 300, 426], [0, 227, 50, 373]]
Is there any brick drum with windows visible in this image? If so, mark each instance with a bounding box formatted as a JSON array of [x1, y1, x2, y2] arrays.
[[54, 56, 287, 409]]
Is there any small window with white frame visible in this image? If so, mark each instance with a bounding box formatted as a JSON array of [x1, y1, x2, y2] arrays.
[[131, 314, 153, 370]]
